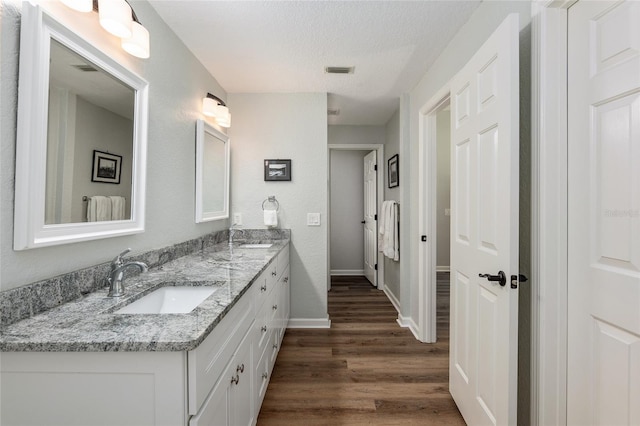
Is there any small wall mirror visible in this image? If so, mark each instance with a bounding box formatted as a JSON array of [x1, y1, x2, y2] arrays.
[[14, 4, 148, 250], [195, 119, 230, 223]]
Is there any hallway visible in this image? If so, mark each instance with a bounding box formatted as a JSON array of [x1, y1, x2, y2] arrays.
[[257, 274, 465, 425]]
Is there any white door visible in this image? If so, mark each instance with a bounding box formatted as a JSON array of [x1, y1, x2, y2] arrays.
[[449, 14, 520, 425], [568, 1, 640, 424], [363, 150, 377, 286]]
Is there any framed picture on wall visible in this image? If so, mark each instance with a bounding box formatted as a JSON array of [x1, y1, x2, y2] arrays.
[[264, 159, 292, 181], [91, 150, 122, 184], [388, 154, 399, 188]]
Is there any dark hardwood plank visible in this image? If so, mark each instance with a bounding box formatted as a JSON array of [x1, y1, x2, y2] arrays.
[[257, 272, 465, 425]]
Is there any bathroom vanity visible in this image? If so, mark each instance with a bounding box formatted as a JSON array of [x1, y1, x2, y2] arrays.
[[0, 240, 290, 426]]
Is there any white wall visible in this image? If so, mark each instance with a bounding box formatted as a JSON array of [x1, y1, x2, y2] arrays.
[[329, 150, 367, 274], [435, 108, 451, 269], [328, 125, 385, 146], [227, 93, 328, 323], [383, 109, 401, 300], [0, 0, 229, 291]]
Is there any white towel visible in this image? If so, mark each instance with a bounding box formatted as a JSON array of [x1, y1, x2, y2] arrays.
[[264, 209, 278, 227], [87, 196, 112, 222], [109, 196, 126, 220], [379, 201, 399, 261]]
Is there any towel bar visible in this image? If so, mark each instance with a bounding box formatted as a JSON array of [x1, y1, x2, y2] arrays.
[[262, 196, 279, 212]]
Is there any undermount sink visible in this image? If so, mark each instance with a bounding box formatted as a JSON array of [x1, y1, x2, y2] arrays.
[[115, 286, 216, 314], [240, 243, 273, 248]]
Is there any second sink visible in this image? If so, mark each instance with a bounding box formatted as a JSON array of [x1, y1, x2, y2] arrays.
[[115, 286, 217, 314]]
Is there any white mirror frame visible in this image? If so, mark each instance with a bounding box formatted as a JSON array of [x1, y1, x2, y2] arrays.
[[195, 119, 230, 223], [14, 4, 148, 250]]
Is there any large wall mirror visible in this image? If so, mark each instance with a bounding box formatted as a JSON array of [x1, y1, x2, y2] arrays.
[[14, 4, 148, 250], [195, 120, 230, 223]]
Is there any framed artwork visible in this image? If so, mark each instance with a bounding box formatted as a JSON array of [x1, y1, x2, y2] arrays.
[[91, 150, 122, 184], [264, 159, 292, 181], [388, 154, 399, 188]]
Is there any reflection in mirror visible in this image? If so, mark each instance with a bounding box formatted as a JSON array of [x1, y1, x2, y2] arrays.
[[13, 4, 149, 250], [46, 40, 134, 224], [195, 120, 230, 223]]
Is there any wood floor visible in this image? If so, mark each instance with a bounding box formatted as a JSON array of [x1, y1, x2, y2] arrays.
[[257, 273, 465, 425]]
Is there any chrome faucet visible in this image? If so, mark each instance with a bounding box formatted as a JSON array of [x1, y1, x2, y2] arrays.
[[107, 248, 148, 297]]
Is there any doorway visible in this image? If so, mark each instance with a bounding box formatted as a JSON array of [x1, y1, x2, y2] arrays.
[[327, 144, 385, 291]]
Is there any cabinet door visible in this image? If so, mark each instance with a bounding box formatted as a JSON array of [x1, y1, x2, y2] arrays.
[[278, 265, 290, 344], [189, 358, 233, 426], [229, 330, 254, 426]]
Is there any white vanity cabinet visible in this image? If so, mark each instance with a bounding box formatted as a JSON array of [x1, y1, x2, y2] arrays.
[[0, 243, 290, 426]]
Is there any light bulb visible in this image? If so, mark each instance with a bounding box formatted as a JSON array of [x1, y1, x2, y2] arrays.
[[122, 22, 150, 58], [98, 0, 133, 39]]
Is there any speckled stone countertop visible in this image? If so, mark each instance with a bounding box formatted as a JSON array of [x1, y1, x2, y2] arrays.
[[0, 240, 288, 352]]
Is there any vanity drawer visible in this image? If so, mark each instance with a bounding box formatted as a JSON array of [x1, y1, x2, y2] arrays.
[[188, 284, 255, 415], [254, 288, 277, 355], [254, 334, 272, 408], [254, 261, 277, 312]]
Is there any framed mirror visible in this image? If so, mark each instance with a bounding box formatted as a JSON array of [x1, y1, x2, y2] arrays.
[[14, 4, 148, 250], [195, 120, 230, 223]]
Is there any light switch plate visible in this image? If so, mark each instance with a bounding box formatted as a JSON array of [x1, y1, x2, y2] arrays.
[[307, 213, 321, 226], [233, 213, 242, 226]]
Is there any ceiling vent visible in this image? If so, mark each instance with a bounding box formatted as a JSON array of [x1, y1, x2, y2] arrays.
[[325, 66, 354, 74], [327, 109, 340, 116], [73, 64, 98, 72]]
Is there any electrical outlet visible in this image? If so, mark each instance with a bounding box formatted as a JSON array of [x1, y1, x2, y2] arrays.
[[307, 213, 321, 226], [233, 213, 242, 226]]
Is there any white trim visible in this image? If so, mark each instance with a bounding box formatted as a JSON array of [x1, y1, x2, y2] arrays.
[[383, 285, 401, 314], [287, 318, 331, 329], [195, 120, 230, 223], [436, 266, 450, 272], [330, 269, 365, 276], [328, 144, 385, 290], [531, 1, 571, 425], [396, 315, 420, 340], [417, 86, 451, 344]]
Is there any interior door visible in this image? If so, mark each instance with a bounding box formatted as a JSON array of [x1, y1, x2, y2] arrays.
[[449, 14, 520, 425], [363, 150, 377, 286], [568, 1, 640, 424]]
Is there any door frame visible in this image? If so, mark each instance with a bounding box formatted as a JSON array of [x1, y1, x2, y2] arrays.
[[531, 1, 575, 425], [327, 144, 385, 291], [418, 86, 451, 343]]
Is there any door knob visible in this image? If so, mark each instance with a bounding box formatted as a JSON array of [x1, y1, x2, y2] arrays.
[[478, 271, 506, 287]]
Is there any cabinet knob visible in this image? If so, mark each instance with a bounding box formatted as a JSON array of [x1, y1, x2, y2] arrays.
[[273, 343, 278, 350], [262, 372, 268, 380], [261, 285, 267, 292], [237, 364, 245, 373], [272, 304, 278, 310], [261, 325, 267, 332], [284, 277, 289, 283], [231, 374, 239, 385], [271, 271, 277, 277]]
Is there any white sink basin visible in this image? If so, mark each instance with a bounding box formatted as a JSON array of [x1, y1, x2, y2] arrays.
[[115, 286, 216, 314], [240, 243, 273, 248]]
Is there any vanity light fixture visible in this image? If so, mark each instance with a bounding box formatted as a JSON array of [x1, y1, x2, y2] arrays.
[[202, 93, 231, 128], [60, 0, 150, 59]]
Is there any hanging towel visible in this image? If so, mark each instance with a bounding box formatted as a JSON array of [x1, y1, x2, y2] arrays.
[[379, 201, 400, 261], [87, 196, 112, 222], [378, 201, 388, 252], [264, 209, 278, 227], [109, 196, 126, 220]]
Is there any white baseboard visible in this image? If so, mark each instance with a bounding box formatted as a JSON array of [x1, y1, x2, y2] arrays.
[[397, 315, 420, 340], [330, 269, 365, 276], [383, 285, 401, 313], [436, 266, 450, 272], [287, 317, 331, 329]]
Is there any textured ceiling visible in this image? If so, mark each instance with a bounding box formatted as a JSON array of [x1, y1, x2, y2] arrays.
[[148, 1, 481, 125]]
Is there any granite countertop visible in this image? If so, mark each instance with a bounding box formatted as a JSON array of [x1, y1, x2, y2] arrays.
[[0, 240, 288, 352]]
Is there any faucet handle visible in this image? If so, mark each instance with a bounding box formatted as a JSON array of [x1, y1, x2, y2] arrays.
[[111, 248, 132, 267]]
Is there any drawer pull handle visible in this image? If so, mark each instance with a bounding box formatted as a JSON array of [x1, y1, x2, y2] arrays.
[[262, 372, 268, 380], [231, 374, 239, 385], [261, 285, 267, 292], [237, 364, 245, 373], [273, 343, 278, 350], [272, 304, 278, 310], [261, 325, 268, 332], [284, 277, 289, 283], [271, 271, 277, 277]]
